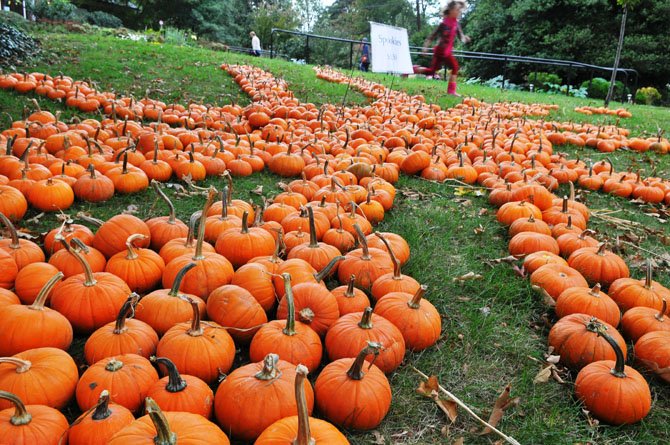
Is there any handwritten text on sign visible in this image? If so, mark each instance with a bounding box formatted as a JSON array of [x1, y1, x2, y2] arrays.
[[369, 22, 413, 74]]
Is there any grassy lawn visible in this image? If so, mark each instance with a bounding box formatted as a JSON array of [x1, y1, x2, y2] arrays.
[[3, 29, 670, 444]]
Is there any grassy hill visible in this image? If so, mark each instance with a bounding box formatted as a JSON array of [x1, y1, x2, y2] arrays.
[[2, 28, 670, 444]]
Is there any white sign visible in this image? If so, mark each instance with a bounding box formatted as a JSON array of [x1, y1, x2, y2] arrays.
[[369, 22, 414, 74]]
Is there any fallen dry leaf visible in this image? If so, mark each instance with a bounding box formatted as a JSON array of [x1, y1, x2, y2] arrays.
[[251, 185, 264, 195], [416, 375, 458, 423], [452, 437, 464, 445], [371, 430, 386, 445], [479, 384, 520, 436], [453, 272, 483, 283], [533, 366, 552, 384], [531, 285, 556, 307], [473, 225, 485, 235], [122, 204, 139, 215]]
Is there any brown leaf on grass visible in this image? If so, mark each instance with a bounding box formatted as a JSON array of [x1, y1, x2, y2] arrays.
[[25, 212, 45, 224], [533, 366, 552, 384], [478, 208, 488, 216], [122, 204, 139, 215], [371, 430, 386, 445], [582, 409, 600, 428], [452, 437, 464, 445], [452, 272, 483, 283], [473, 225, 485, 235], [251, 185, 264, 195], [512, 264, 526, 278], [416, 375, 458, 423], [531, 285, 556, 307], [479, 384, 520, 436]]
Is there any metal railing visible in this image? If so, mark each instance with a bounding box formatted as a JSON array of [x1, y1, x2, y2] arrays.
[[269, 28, 638, 103]]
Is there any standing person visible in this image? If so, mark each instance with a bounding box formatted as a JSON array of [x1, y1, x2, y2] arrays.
[[250, 31, 261, 57], [360, 37, 370, 72], [413, 1, 470, 95]]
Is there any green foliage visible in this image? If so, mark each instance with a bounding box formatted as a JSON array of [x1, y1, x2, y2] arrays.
[[526, 72, 562, 90], [85, 11, 123, 28], [636, 86, 661, 105], [0, 11, 32, 31], [30, 0, 84, 22], [580, 77, 624, 99], [463, 0, 670, 90]]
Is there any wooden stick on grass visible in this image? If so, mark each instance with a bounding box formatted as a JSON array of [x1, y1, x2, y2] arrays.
[[411, 366, 522, 445]]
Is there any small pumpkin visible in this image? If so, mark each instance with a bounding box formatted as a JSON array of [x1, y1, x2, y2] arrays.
[[315, 342, 391, 430], [370, 232, 420, 302], [575, 329, 651, 425], [331, 274, 371, 315], [337, 224, 393, 292], [105, 234, 165, 293], [0, 390, 69, 445], [568, 243, 629, 288], [621, 299, 670, 342], [0, 212, 45, 269], [555, 284, 621, 327], [145, 181, 188, 250], [634, 330, 670, 383], [206, 284, 268, 344], [68, 390, 134, 445], [216, 210, 276, 268]]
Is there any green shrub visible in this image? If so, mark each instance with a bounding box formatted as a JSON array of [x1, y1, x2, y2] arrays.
[[86, 11, 123, 29], [635, 87, 661, 105], [580, 77, 624, 99], [0, 11, 31, 31], [29, 0, 84, 22], [527, 72, 562, 90]]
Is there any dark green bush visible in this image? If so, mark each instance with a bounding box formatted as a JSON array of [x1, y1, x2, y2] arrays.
[[526, 72, 562, 90], [30, 0, 84, 22], [86, 11, 123, 28], [0, 11, 31, 31], [580, 77, 624, 99]]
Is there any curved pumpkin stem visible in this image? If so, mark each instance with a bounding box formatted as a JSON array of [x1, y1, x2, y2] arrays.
[[28, 272, 63, 311], [185, 212, 199, 248], [585, 317, 606, 334], [0, 357, 32, 373], [294, 364, 314, 445], [114, 293, 140, 334], [240, 210, 250, 234], [408, 284, 428, 309], [281, 273, 297, 337], [307, 206, 319, 248], [152, 357, 187, 393], [91, 390, 113, 420], [56, 235, 97, 286], [152, 181, 177, 225], [186, 298, 203, 337], [223, 170, 234, 202], [358, 307, 374, 329], [0, 391, 32, 426], [347, 342, 382, 380], [353, 223, 370, 260], [656, 299, 667, 322], [0, 212, 21, 249], [596, 243, 607, 256], [255, 353, 282, 381], [194, 188, 217, 260], [145, 397, 177, 445], [313, 255, 345, 283], [125, 234, 148, 260], [596, 328, 626, 378], [220, 186, 229, 219], [588, 284, 602, 297], [375, 232, 401, 280], [344, 274, 357, 298], [167, 263, 197, 297]]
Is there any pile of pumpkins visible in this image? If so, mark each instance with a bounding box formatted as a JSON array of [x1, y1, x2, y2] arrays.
[[574, 106, 632, 118], [0, 62, 668, 443]]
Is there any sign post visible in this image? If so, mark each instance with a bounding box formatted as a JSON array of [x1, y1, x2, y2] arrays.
[[369, 22, 414, 74]]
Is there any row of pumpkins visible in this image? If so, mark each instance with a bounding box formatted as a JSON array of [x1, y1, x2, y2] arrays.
[[312, 68, 670, 426], [0, 63, 667, 443], [0, 162, 441, 445]]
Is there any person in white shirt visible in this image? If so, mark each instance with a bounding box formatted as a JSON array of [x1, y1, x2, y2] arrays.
[[250, 32, 261, 57]]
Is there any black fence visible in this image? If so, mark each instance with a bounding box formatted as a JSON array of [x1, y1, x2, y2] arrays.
[[269, 28, 638, 103]]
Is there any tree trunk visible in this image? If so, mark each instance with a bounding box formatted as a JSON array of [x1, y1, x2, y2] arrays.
[[416, 0, 421, 31], [605, 5, 627, 107]]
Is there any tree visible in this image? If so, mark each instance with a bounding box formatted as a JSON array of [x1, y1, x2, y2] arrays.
[[604, 0, 641, 107], [294, 0, 323, 32]]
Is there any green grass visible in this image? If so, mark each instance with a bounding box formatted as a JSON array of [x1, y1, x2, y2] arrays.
[[3, 29, 670, 445]]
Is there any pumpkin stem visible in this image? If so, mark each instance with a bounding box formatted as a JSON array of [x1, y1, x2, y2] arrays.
[[0, 212, 20, 249], [344, 274, 357, 297], [0, 357, 32, 373], [353, 223, 370, 260], [585, 317, 605, 333], [561, 196, 568, 213], [105, 358, 124, 372], [57, 235, 97, 286], [29, 272, 64, 311], [375, 232, 401, 280], [152, 181, 177, 225], [588, 283, 602, 297], [281, 273, 297, 336], [644, 258, 653, 289], [185, 212, 199, 247], [596, 242, 607, 256], [152, 357, 187, 393], [114, 293, 140, 334], [168, 263, 197, 297], [255, 353, 282, 381], [346, 341, 382, 380], [145, 397, 178, 445], [313, 255, 344, 283], [186, 298, 203, 336], [358, 307, 374, 329], [194, 188, 217, 260], [568, 181, 575, 201], [221, 186, 229, 219], [0, 391, 32, 426], [306, 206, 319, 248], [223, 171, 234, 202], [124, 234, 147, 260], [77, 212, 104, 227], [596, 328, 626, 378], [656, 299, 667, 322], [408, 284, 428, 309], [91, 390, 112, 421], [240, 210, 250, 234], [293, 364, 315, 445]]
